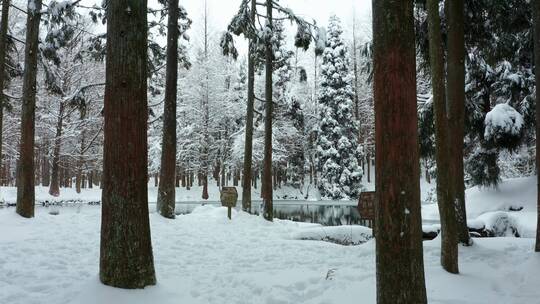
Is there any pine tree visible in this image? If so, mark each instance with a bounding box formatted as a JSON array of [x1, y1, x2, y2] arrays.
[[223, 0, 317, 219], [427, 0, 459, 274], [0, 0, 10, 168], [447, 0, 472, 246], [16, 0, 43, 218], [156, 0, 185, 219], [261, 0, 274, 220], [100, 0, 156, 288], [242, 0, 256, 212], [316, 16, 362, 200]]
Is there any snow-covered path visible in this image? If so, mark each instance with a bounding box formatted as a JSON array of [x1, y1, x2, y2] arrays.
[[1, 205, 540, 304]]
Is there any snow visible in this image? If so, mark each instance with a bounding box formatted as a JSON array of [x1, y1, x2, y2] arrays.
[[291, 225, 373, 245], [484, 103, 524, 142], [422, 176, 537, 237], [0, 183, 321, 205], [1, 204, 540, 304]]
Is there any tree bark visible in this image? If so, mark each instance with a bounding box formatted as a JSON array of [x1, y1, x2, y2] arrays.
[[100, 0, 156, 289], [427, 0, 459, 274], [447, 0, 472, 246], [49, 102, 65, 197], [42, 150, 50, 187], [262, 0, 273, 221], [0, 0, 10, 172], [88, 171, 93, 189], [16, 0, 42, 218], [157, 0, 179, 219], [75, 119, 86, 194], [372, 0, 428, 302], [534, 0, 540, 252], [241, 0, 256, 212]]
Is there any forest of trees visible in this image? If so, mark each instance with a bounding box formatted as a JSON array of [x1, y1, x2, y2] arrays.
[[2, 0, 540, 301]]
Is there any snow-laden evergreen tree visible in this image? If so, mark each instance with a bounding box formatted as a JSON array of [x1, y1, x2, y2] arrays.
[[316, 15, 362, 200]]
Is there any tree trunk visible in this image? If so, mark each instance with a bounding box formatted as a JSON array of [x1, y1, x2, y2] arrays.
[[262, 0, 274, 221], [76, 114, 86, 194], [100, 0, 156, 289], [202, 174, 209, 200], [49, 102, 65, 197], [221, 161, 226, 188], [82, 174, 86, 189], [241, 0, 256, 212], [16, 0, 42, 218], [0, 0, 10, 174], [157, 0, 179, 219], [534, 0, 540, 252], [372, 0, 428, 302], [34, 148, 41, 185], [88, 171, 93, 189], [427, 0, 459, 274], [366, 152, 371, 184], [42, 150, 50, 187], [447, 0, 472, 246]]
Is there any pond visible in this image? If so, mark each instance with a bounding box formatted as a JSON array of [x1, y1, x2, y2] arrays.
[[174, 200, 374, 227]]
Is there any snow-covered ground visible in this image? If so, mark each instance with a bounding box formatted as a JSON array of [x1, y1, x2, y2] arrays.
[[422, 176, 537, 237], [0, 204, 539, 304], [0, 183, 322, 205], [1, 175, 539, 303]]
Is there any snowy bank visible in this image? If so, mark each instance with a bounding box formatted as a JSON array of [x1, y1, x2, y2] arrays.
[[1, 205, 539, 304], [422, 176, 537, 238]]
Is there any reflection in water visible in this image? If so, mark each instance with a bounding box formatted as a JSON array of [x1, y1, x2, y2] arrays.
[[175, 202, 372, 227]]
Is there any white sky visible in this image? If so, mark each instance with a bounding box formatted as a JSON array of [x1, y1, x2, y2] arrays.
[[80, 0, 373, 42], [79, 0, 372, 69]]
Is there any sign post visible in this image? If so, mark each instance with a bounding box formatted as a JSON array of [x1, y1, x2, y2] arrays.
[[357, 191, 376, 235], [220, 187, 238, 220]]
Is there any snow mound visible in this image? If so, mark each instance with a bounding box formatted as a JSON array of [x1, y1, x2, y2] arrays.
[[423, 176, 537, 238], [291, 225, 373, 245]]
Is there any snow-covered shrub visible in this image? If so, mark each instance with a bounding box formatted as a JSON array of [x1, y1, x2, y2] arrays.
[[484, 103, 524, 151]]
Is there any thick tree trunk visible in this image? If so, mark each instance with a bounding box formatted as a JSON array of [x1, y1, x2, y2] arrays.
[[262, 0, 273, 221], [16, 0, 42, 218], [427, 0, 459, 274], [447, 0, 472, 246], [100, 0, 156, 289], [49, 102, 65, 197], [156, 0, 179, 219], [372, 0, 428, 302], [534, 0, 540, 252], [0, 0, 10, 172]]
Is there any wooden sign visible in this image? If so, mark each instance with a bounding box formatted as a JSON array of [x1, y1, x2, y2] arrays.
[[220, 187, 238, 220], [357, 191, 376, 220]]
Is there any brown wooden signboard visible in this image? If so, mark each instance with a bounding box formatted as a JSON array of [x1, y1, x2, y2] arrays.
[[357, 191, 376, 220], [220, 187, 238, 220]]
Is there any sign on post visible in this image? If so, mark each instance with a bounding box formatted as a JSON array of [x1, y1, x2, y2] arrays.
[[357, 191, 375, 220], [220, 187, 238, 220]]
